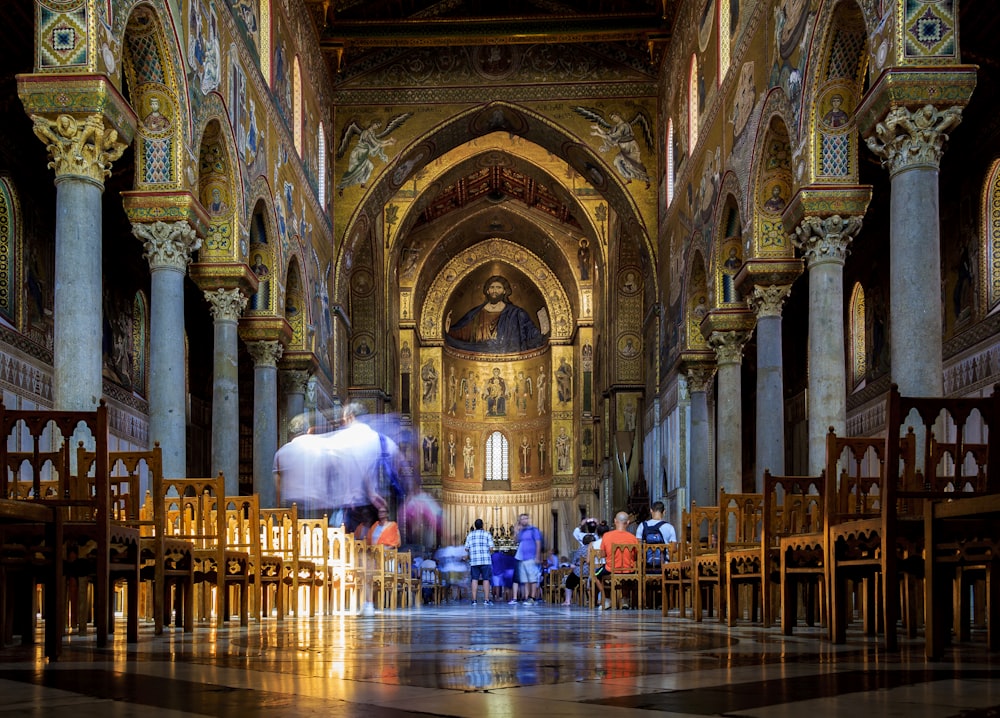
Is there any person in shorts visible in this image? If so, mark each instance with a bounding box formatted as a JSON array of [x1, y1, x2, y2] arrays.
[[510, 513, 542, 604], [464, 518, 495, 605]]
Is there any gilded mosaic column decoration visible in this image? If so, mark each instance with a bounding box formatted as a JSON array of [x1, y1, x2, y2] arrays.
[[704, 309, 755, 497], [792, 215, 863, 475], [682, 355, 717, 508], [19, 75, 136, 411], [205, 287, 249, 492], [247, 340, 284, 508], [857, 68, 977, 397], [133, 220, 202, 479]]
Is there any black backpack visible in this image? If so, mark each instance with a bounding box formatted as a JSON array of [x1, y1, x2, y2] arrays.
[[641, 520, 668, 566]]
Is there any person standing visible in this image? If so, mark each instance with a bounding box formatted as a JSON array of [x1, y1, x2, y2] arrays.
[[510, 513, 542, 605], [369, 506, 401, 548], [464, 518, 495, 605]]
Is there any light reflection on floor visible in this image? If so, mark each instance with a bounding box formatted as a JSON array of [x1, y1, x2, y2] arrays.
[[0, 603, 997, 717]]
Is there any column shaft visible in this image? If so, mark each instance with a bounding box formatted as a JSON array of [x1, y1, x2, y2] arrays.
[[213, 317, 241, 494], [249, 341, 283, 507], [689, 389, 712, 508], [715, 361, 742, 495], [148, 265, 189, 477], [755, 313, 785, 485], [53, 176, 103, 410], [808, 258, 846, 474]]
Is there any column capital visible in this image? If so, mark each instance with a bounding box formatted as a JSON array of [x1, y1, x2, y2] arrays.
[[18, 73, 136, 185], [791, 214, 865, 267], [132, 220, 202, 272], [279, 369, 312, 394], [204, 287, 248, 322], [678, 351, 717, 393], [708, 329, 752, 366], [747, 284, 794, 318], [247, 340, 284, 368], [857, 66, 976, 175]]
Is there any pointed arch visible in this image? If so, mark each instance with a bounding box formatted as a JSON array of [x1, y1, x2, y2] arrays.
[[748, 90, 796, 258], [133, 291, 149, 397], [248, 195, 276, 314], [284, 256, 307, 350], [0, 175, 20, 329], [686, 249, 710, 350], [711, 177, 745, 307], [984, 159, 1000, 314]]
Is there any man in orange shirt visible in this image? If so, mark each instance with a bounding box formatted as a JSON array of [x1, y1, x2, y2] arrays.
[[597, 511, 639, 608]]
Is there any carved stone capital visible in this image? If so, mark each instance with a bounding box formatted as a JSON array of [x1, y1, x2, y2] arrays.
[[866, 104, 963, 175], [133, 220, 202, 272], [204, 287, 248, 322], [747, 284, 793, 318], [791, 215, 863, 267], [280, 369, 311, 394], [685, 365, 717, 393], [247, 340, 283, 367], [30, 113, 127, 184], [708, 330, 750, 366]]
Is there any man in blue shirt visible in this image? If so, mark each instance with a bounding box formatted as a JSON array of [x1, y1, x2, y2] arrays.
[[510, 513, 543, 604]]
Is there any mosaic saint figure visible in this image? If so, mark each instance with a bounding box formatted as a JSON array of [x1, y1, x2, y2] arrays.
[[445, 275, 547, 354], [336, 114, 412, 195]]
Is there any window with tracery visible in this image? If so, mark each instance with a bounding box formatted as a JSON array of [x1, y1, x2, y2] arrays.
[[485, 431, 509, 481], [849, 282, 866, 388], [0, 176, 18, 327]]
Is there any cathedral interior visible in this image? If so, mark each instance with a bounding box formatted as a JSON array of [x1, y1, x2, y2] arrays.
[[1, 0, 999, 715]]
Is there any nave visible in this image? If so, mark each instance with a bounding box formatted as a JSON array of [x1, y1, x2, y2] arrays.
[[1, 606, 998, 718]]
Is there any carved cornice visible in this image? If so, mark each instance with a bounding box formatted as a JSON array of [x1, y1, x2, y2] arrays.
[[239, 315, 293, 346], [782, 185, 873, 234], [17, 73, 136, 145], [189, 262, 261, 297], [122, 191, 209, 240], [132, 220, 202, 272], [699, 307, 755, 340], [280, 350, 319, 377], [204, 287, 248, 323], [735, 258, 803, 295]]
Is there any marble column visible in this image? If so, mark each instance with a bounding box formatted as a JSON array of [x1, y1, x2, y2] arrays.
[[709, 330, 751, 496], [686, 364, 716, 508], [866, 105, 964, 396], [205, 288, 248, 495], [792, 216, 863, 475], [280, 370, 311, 446], [29, 113, 128, 410], [131, 221, 202, 478], [748, 284, 793, 488], [248, 340, 283, 507]]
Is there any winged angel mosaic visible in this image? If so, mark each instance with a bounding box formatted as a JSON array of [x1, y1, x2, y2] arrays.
[[335, 113, 413, 195], [573, 107, 654, 188]]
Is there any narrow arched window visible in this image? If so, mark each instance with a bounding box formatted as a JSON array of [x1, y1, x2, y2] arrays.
[[293, 56, 302, 156], [666, 119, 675, 207], [485, 431, 509, 481], [133, 292, 149, 396], [0, 175, 20, 328], [688, 54, 699, 151], [849, 282, 866, 388], [719, 0, 730, 79], [318, 123, 327, 209]]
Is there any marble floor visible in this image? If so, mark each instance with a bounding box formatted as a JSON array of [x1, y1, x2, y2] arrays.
[[0, 603, 997, 717]]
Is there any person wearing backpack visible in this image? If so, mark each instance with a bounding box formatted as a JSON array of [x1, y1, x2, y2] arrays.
[[635, 501, 677, 569]]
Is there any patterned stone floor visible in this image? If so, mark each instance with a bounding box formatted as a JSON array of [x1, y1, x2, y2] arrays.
[[1, 602, 997, 717]]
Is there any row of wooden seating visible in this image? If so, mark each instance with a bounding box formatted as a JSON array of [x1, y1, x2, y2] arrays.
[[661, 383, 1000, 660]]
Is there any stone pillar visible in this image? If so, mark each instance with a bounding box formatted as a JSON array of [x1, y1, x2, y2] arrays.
[[791, 216, 863, 474], [248, 340, 283, 507], [747, 285, 793, 487], [204, 288, 248, 494], [131, 221, 202, 478], [21, 105, 131, 410], [684, 361, 716, 508], [857, 68, 977, 396], [707, 329, 751, 496], [280, 370, 311, 445]]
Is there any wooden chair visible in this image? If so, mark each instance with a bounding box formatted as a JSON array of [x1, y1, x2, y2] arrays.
[[161, 474, 250, 627], [0, 403, 137, 658], [689, 504, 722, 621], [297, 514, 330, 614], [767, 471, 826, 634], [662, 508, 692, 617], [605, 542, 642, 609], [223, 493, 280, 621], [587, 544, 606, 609], [260, 505, 313, 619], [719, 490, 765, 626], [419, 561, 443, 606], [325, 524, 361, 613], [393, 551, 419, 607]]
